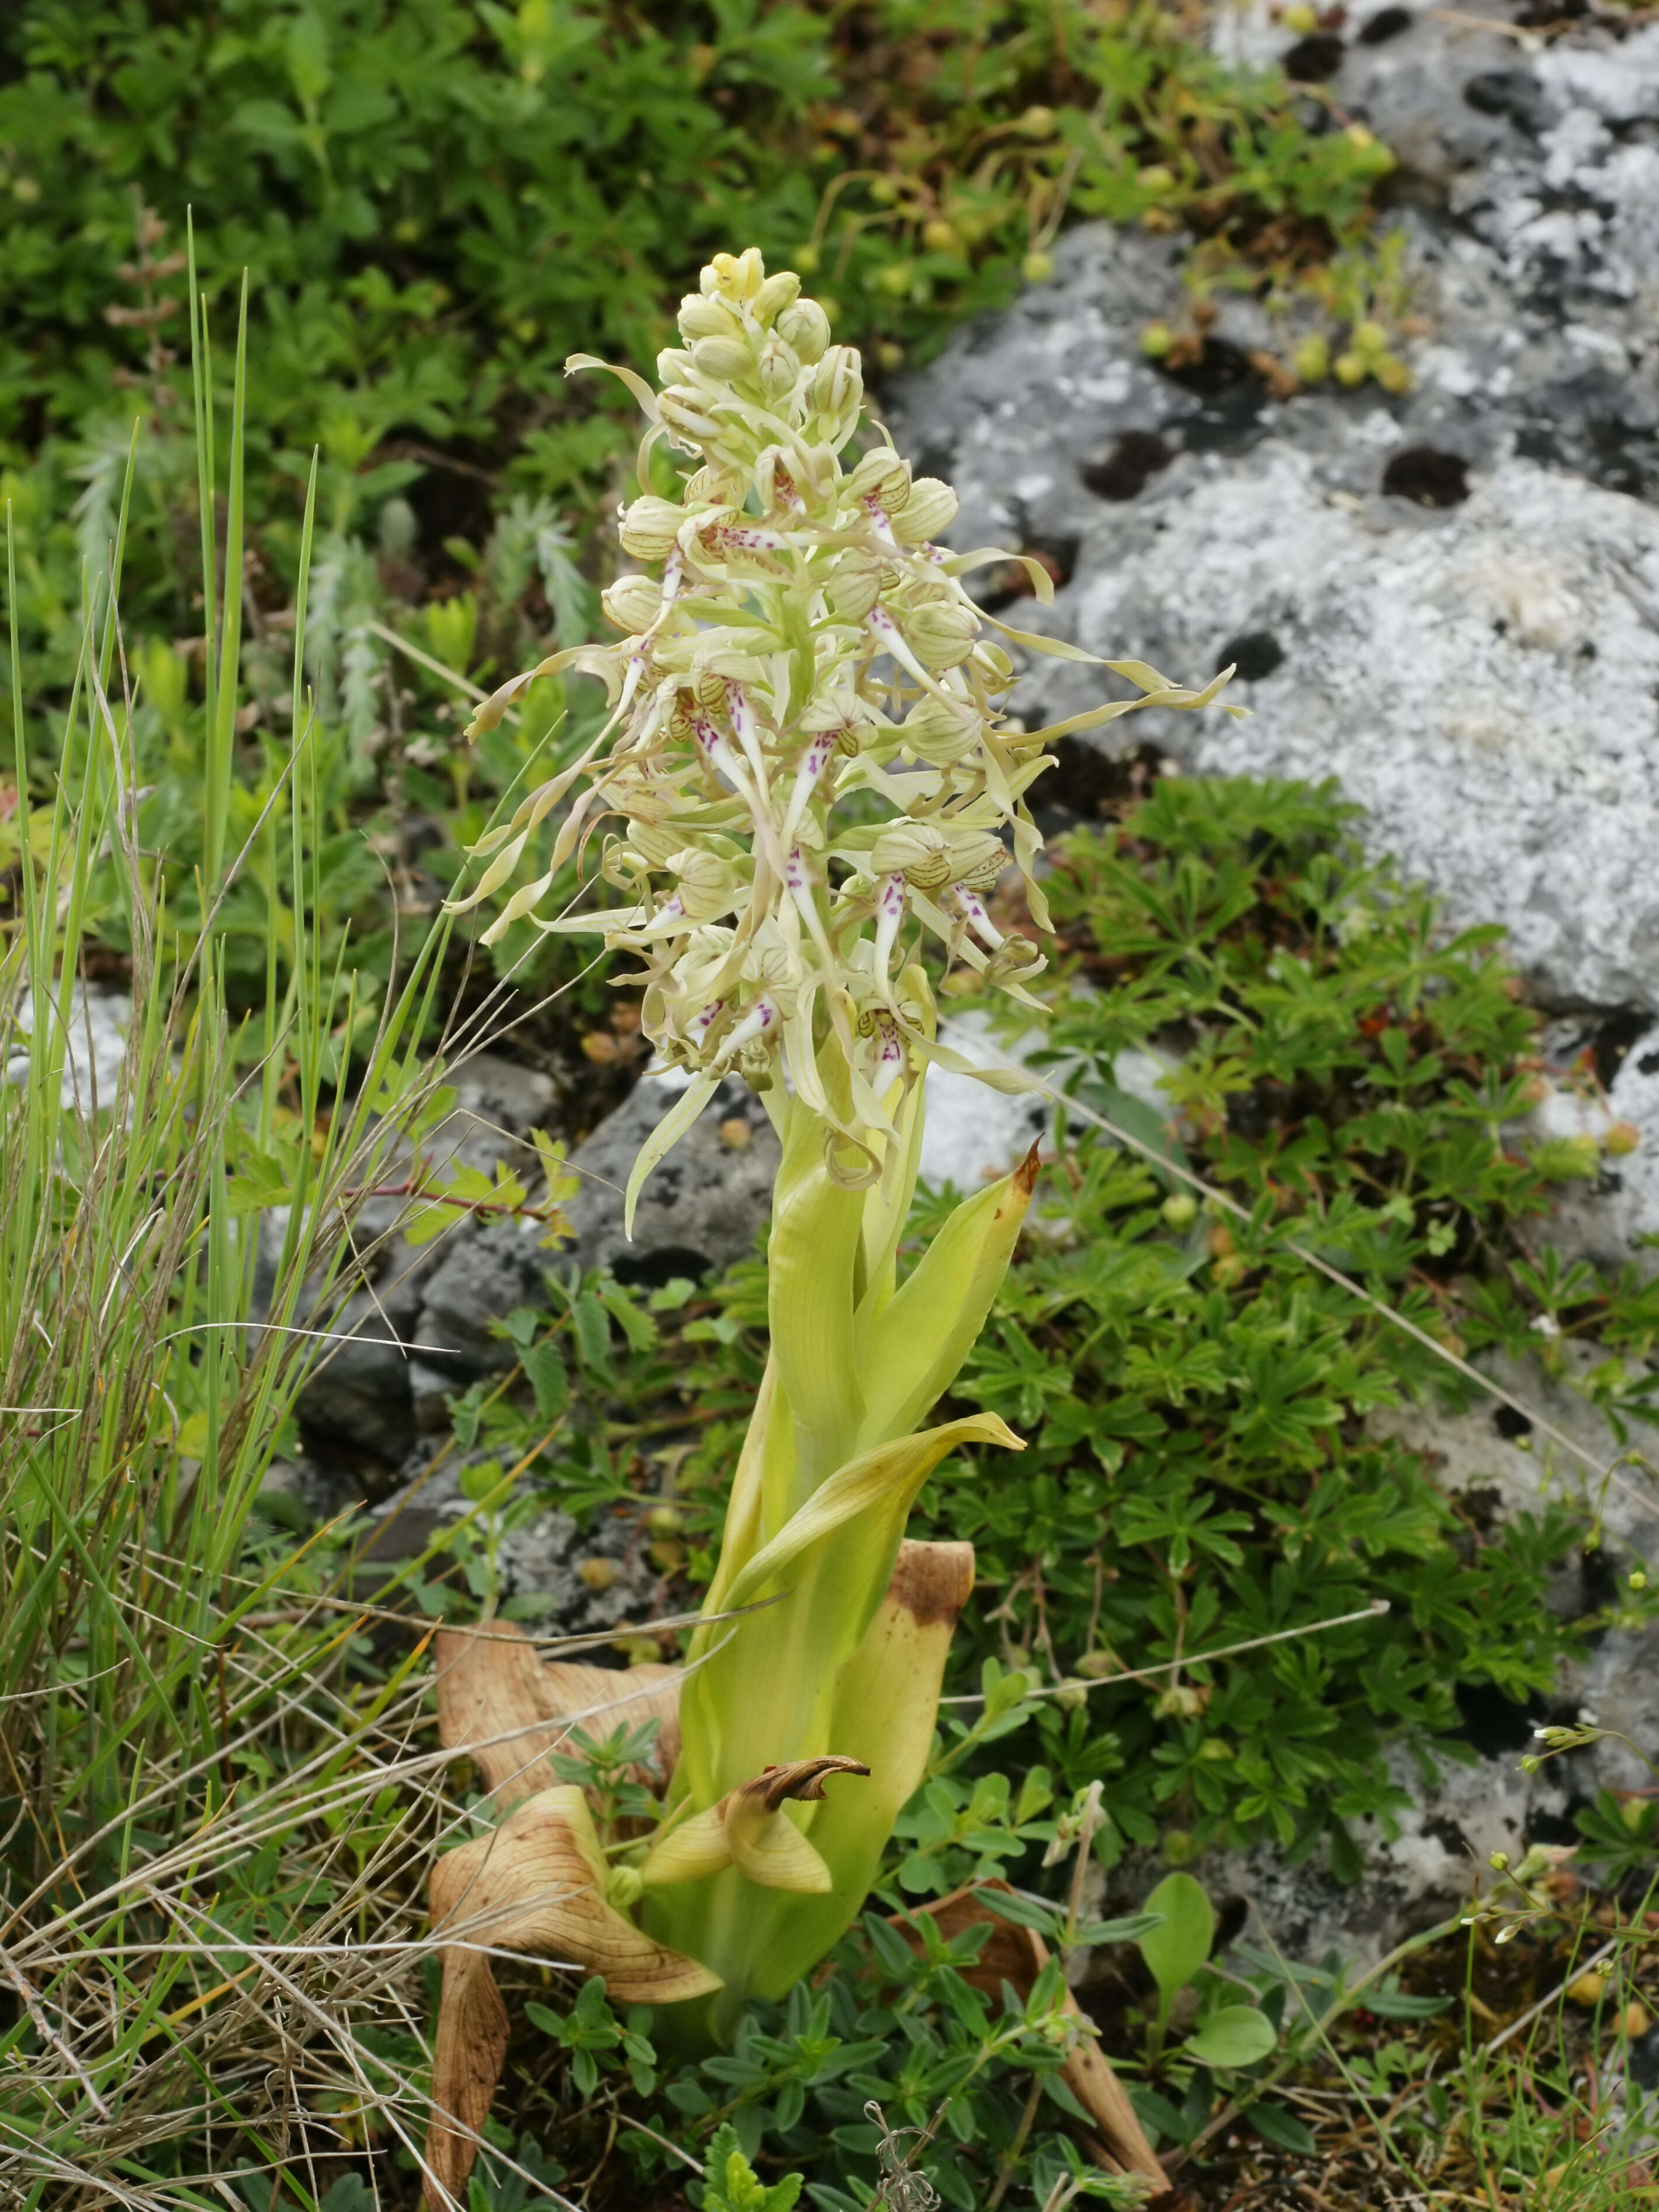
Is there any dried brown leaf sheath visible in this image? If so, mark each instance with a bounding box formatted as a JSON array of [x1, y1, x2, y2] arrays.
[[434, 1621, 682, 1807], [424, 1786, 717, 2208]]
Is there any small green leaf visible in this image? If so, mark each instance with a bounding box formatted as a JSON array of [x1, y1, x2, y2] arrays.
[[1184, 2004, 1276, 2069], [571, 1294, 610, 1368], [1137, 1872, 1214, 2010]]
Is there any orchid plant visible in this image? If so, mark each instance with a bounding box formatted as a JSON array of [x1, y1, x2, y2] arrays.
[[421, 248, 1230, 2205]]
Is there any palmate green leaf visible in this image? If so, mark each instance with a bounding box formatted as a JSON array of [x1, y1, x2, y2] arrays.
[[224, 1147, 294, 1215]]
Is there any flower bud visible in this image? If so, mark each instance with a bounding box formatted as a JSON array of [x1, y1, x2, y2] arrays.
[[670, 847, 743, 921], [903, 597, 978, 668], [809, 345, 863, 419], [775, 297, 830, 363], [891, 477, 960, 544], [753, 269, 802, 323], [756, 336, 799, 399], [601, 574, 663, 633], [972, 641, 1016, 691], [619, 495, 687, 561], [706, 247, 766, 302], [655, 346, 693, 386], [846, 446, 908, 503], [1293, 333, 1331, 384], [607, 1863, 645, 1910], [984, 937, 1046, 984], [899, 699, 982, 765], [625, 821, 685, 869], [871, 820, 953, 890], [677, 293, 742, 342], [690, 334, 756, 385], [1603, 1120, 1640, 1157], [826, 554, 883, 623], [943, 828, 1009, 890], [684, 463, 744, 507], [657, 387, 725, 443]]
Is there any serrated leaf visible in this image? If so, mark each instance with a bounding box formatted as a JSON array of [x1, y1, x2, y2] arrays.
[[522, 1340, 568, 1419]]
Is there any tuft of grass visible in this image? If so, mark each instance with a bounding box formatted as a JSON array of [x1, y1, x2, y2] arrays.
[[0, 276, 504, 2211]]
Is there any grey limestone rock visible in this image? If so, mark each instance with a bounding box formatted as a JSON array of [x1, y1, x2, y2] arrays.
[[295, 1050, 560, 1475], [888, 23, 1659, 1014], [358, 1447, 664, 1640], [559, 1067, 781, 1284], [4, 981, 131, 1111]]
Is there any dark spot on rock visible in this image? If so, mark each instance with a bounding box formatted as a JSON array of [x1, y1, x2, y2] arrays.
[[1158, 335, 1259, 397], [1424, 1815, 1468, 1857], [1026, 531, 1080, 589], [1454, 1679, 1536, 1757], [1382, 446, 1470, 507], [1577, 639, 1597, 660], [1515, 0, 1584, 23], [355, 1506, 448, 1563], [609, 1242, 714, 1291], [1282, 31, 1346, 79], [1581, 1542, 1620, 1622], [1459, 1482, 1507, 1530], [1035, 740, 1164, 829], [1080, 429, 1175, 501], [1358, 5, 1412, 42], [1463, 69, 1552, 135], [973, 533, 1080, 611], [1591, 1007, 1654, 1087], [1493, 1404, 1533, 1441], [1216, 630, 1285, 682], [1525, 1801, 1584, 1847], [1492, 617, 1508, 636], [1640, 1048, 1659, 1076], [1212, 1894, 1250, 1953]]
